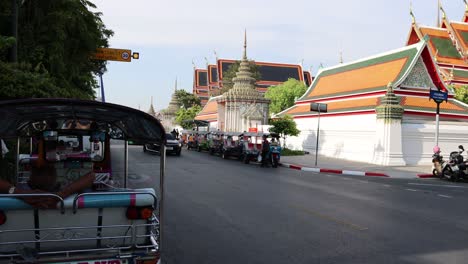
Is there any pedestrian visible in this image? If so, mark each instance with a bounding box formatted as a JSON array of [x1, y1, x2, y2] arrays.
[[260, 135, 270, 167]]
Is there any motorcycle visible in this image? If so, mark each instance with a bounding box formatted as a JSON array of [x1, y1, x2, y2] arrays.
[[432, 146, 448, 178], [442, 145, 468, 181], [270, 144, 282, 168]]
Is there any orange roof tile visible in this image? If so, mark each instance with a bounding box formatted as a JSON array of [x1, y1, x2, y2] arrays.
[[195, 113, 217, 121], [284, 97, 379, 116], [401, 96, 466, 112], [419, 26, 466, 65], [305, 58, 408, 99], [198, 99, 218, 115], [449, 22, 468, 51]]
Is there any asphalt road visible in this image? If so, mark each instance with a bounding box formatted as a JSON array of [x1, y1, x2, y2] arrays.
[[112, 143, 468, 264]]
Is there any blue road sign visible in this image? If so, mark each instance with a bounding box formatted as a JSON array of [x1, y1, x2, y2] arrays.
[[429, 89, 448, 103]]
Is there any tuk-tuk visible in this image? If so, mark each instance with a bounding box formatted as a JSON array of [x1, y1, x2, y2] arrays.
[[179, 129, 192, 147], [0, 99, 164, 264], [220, 132, 243, 160], [208, 131, 224, 156], [239, 132, 269, 164], [196, 131, 210, 152]]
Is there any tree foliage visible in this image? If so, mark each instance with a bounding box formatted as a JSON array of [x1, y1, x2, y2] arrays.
[[264, 78, 307, 115], [175, 105, 203, 129], [454, 85, 468, 104], [0, 0, 113, 99], [175, 90, 201, 109], [219, 60, 261, 94], [268, 115, 300, 148]]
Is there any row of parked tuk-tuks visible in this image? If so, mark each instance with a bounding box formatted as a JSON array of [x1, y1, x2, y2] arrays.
[[180, 130, 282, 167]]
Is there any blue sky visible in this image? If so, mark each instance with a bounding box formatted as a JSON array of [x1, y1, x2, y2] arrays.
[[91, 0, 466, 112]]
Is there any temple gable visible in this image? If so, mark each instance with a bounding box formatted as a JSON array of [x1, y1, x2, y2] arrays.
[[401, 57, 437, 89]]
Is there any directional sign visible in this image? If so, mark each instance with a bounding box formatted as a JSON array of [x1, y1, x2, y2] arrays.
[[429, 89, 448, 104], [92, 48, 132, 62]]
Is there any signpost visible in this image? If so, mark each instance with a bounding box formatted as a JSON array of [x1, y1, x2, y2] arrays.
[[310, 103, 328, 166], [91, 48, 140, 102], [429, 89, 448, 146]]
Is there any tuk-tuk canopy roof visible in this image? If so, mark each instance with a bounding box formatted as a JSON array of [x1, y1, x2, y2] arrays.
[[0, 98, 166, 144]]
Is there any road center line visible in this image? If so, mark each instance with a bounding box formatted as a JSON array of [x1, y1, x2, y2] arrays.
[[407, 183, 466, 189], [292, 205, 368, 231], [437, 194, 453, 198]]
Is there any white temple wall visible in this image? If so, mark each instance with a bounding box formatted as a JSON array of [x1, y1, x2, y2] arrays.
[[287, 114, 377, 163], [287, 113, 468, 166], [402, 116, 468, 165]]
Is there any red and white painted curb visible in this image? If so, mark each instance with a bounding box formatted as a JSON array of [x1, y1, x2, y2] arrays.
[[280, 163, 388, 177], [416, 174, 437, 179], [281, 163, 436, 179]]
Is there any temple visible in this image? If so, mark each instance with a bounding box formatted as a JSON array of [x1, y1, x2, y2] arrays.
[[193, 54, 312, 107], [149, 79, 180, 131], [280, 39, 468, 165], [407, 3, 468, 86], [195, 32, 270, 131]]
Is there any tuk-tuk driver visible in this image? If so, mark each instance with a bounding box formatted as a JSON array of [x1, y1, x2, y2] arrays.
[[0, 164, 95, 209], [261, 135, 270, 167]]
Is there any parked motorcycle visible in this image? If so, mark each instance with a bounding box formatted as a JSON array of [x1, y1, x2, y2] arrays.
[[270, 144, 282, 168], [432, 146, 447, 178], [442, 145, 468, 181]]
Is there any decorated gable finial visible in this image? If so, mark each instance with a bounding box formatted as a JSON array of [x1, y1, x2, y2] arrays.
[[440, 2, 446, 20], [410, 1, 416, 24]]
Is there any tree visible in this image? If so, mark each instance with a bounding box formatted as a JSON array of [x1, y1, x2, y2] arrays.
[[454, 85, 468, 104], [0, 0, 113, 99], [175, 105, 203, 129], [175, 90, 201, 109], [220, 60, 261, 94], [264, 78, 307, 115], [268, 115, 300, 148]]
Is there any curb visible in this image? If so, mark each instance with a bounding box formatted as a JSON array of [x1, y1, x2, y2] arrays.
[[280, 163, 389, 177], [417, 174, 437, 178]]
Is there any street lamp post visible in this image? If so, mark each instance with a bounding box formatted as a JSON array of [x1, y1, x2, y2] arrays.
[[310, 103, 328, 166], [99, 70, 105, 102]]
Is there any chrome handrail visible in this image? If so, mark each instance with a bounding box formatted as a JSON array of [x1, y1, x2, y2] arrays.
[[0, 193, 65, 213], [72, 191, 157, 213]]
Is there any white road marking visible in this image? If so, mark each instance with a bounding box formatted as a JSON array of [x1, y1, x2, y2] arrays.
[[405, 188, 419, 192], [408, 183, 466, 189], [383, 184, 391, 187], [437, 194, 453, 198]]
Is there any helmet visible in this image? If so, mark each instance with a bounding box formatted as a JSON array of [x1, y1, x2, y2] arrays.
[[433, 146, 440, 154], [459, 145, 464, 151]]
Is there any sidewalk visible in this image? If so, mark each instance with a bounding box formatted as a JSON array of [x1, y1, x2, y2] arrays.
[[279, 154, 434, 179]]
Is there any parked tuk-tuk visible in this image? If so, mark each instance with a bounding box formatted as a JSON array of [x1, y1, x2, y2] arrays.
[[220, 132, 243, 160], [196, 131, 210, 152], [239, 132, 269, 164], [0, 99, 164, 264], [208, 131, 224, 156]]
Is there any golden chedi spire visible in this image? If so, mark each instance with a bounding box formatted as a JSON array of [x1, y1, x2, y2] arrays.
[[220, 30, 269, 103]]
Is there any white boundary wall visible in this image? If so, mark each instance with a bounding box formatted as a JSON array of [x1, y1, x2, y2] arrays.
[[287, 113, 468, 166], [402, 116, 468, 165], [287, 114, 377, 164]]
